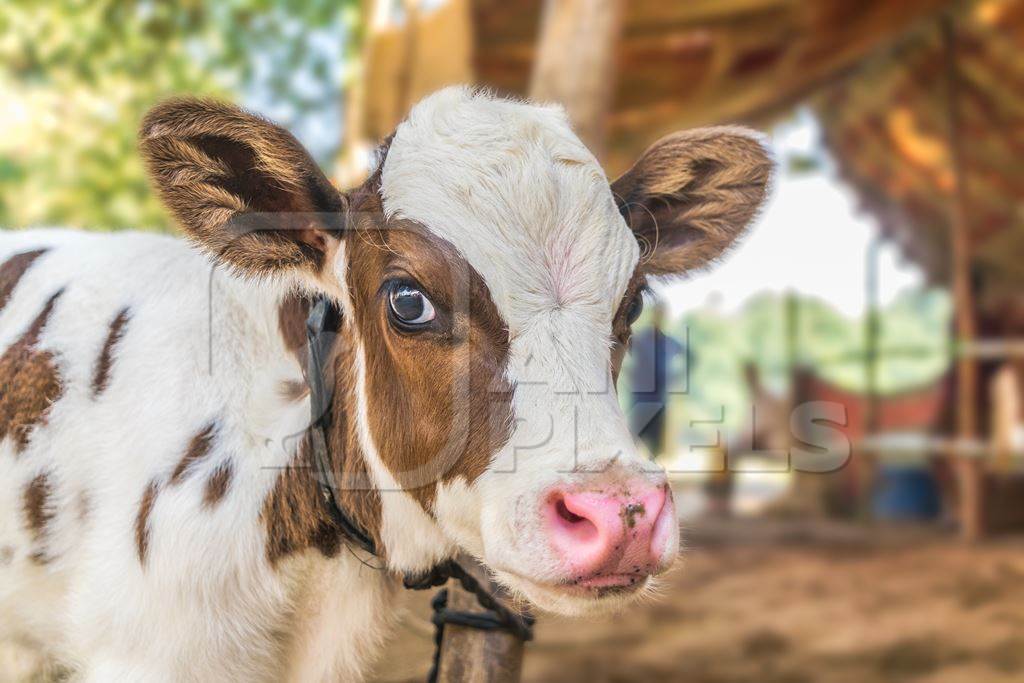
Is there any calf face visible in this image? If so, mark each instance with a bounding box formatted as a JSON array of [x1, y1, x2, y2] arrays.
[[141, 87, 770, 615]]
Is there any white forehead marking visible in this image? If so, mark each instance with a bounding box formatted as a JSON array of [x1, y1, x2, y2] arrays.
[[380, 86, 639, 334]]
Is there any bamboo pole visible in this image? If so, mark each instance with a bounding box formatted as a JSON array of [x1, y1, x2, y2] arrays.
[[941, 14, 984, 542]]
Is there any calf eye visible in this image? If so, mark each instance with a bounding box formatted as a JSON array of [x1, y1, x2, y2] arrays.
[[625, 292, 645, 325], [387, 283, 436, 328]]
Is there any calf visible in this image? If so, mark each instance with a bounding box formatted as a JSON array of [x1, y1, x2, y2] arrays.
[[0, 87, 770, 681]]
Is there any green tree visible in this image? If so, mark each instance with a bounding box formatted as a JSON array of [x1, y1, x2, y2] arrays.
[[0, 0, 356, 232], [649, 289, 951, 437]]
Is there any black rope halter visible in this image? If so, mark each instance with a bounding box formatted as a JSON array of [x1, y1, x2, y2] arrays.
[[304, 295, 534, 682]]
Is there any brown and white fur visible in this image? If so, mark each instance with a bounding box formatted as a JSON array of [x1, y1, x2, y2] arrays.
[[0, 87, 771, 681]]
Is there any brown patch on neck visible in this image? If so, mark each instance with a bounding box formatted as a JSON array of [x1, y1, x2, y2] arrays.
[[202, 461, 233, 508], [92, 307, 131, 397], [170, 423, 216, 485], [343, 214, 514, 512], [263, 295, 383, 565], [0, 289, 65, 454], [278, 295, 311, 366], [136, 479, 159, 565], [0, 250, 47, 315], [276, 294, 312, 402], [23, 472, 54, 563], [263, 437, 345, 564]]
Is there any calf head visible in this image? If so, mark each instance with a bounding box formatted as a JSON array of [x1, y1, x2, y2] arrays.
[[141, 87, 771, 615]]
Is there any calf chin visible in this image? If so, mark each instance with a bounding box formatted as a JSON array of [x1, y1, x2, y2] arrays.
[[493, 567, 668, 618]]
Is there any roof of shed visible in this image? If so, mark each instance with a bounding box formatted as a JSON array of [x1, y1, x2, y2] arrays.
[[472, 0, 1024, 291], [361, 0, 1024, 290]]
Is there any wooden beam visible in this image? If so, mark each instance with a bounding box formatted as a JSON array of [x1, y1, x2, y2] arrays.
[[961, 339, 1024, 359], [529, 0, 626, 159], [942, 14, 984, 542]]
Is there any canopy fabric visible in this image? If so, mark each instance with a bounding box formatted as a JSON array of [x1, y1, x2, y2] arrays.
[[814, 1, 1024, 294]]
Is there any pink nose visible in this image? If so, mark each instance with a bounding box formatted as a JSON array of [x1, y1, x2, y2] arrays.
[[544, 482, 675, 580]]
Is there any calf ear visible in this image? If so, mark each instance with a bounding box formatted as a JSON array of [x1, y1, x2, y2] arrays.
[[140, 98, 345, 279], [611, 127, 772, 277]]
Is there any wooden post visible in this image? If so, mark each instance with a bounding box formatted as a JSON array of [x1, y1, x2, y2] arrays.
[[942, 15, 984, 542], [395, 0, 422, 126], [784, 293, 820, 514], [336, 0, 474, 186], [436, 556, 526, 683], [529, 0, 626, 159], [865, 237, 882, 436], [784, 293, 798, 476], [860, 236, 883, 517]]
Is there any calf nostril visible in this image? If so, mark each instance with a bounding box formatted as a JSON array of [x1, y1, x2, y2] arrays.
[[549, 494, 600, 544], [555, 498, 584, 524]]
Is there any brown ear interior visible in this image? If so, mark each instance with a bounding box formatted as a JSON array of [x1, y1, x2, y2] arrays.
[[140, 99, 345, 278], [188, 134, 342, 217], [612, 128, 772, 277]]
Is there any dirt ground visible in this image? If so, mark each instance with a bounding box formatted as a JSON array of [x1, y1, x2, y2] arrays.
[[372, 520, 1024, 683]]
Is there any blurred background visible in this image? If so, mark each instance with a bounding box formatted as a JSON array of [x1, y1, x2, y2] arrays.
[[4, 1, 1024, 681]]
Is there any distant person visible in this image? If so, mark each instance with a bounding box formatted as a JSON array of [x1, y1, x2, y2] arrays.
[[629, 298, 685, 460]]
